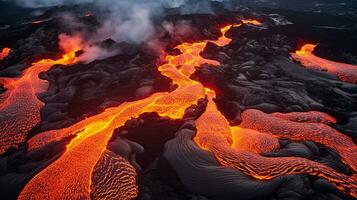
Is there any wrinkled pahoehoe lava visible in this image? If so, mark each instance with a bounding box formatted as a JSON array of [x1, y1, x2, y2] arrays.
[[17, 23, 236, 200], [0, 2, 356, 200], [15, 22, 357, 199]]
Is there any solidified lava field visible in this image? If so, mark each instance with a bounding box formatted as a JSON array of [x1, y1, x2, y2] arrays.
[[0, 1, 356, 200]]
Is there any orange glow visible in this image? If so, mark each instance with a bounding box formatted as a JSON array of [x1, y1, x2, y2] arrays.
[[292, 44, 357, 83], [18, 21, 356, 199], [241, 19, 262, 26], [0, 35, 81, 154], [271, 111, 337, 124], [91, 150, 138, 199], [240, 109, 357, 172], [194, 93, 357, 198], [20, 25, 235, 200], [0, 47, 10, 61]]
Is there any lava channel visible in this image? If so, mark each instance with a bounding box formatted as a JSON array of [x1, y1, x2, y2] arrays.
[[18, 19, 357, 200], [292, 44, 357, 83], [0, 34, 81, 154], [19, 24, 238, 200]]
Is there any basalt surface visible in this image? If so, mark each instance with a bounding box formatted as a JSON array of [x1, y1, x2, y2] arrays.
[[0, 3, 356, 200]]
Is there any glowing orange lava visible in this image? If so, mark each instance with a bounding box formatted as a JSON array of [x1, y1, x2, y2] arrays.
[[242, 19, 263, 26], [271, 111, 337, 124], [0, 34, 81, 154], [91, 150, 138, 199], [18, 20, 356, 199], [0, 47, 10, 61], [240, 109, 357, 172], [195, 91, 356, 198], [19, 25, 237, 200], [292, 44, 357, 83]]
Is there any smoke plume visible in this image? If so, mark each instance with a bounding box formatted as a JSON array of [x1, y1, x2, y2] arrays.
[[93, 1, 162, 44], [11, 0, 230, 63]]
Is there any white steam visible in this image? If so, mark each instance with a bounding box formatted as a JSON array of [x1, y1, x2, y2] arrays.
[[12, 0, 229, 63], [58, 33, 118, 64], [94, 1, 162, 44]]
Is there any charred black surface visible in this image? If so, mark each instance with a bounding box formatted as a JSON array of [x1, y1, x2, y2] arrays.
[[112, 113, 183, 169], [108, 113, 194, 200], [194, 16, 357, 142], [0, 12, 100, 72], [135, 158, 204, 200], [34, 43, 172, 135], [0, 1, 356, 200]]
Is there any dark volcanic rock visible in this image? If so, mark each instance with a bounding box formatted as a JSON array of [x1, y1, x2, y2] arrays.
[[194, 31, 357, 140], [0, 2, 356, 200], [36, 45, 172, 134]]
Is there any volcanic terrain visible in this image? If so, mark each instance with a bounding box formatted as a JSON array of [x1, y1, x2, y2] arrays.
[[0, 1, 356, 200]]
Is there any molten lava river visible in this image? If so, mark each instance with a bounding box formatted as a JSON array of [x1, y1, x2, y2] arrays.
[[0, 21, 355, 200], [0, 35, 81, 154]]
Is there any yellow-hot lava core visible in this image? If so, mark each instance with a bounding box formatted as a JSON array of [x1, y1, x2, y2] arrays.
[[16, 19, 357, 199]]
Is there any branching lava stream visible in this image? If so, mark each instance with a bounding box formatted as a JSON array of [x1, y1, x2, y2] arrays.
[[195, 91, 356, 198], [19, 24, 236, 200], [17, 20, 356, 199], [292, 44, 357, 83]]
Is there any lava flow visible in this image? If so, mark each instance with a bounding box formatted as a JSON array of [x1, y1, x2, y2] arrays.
[[241, 19, 263, 25], [0, 47, 10, 61], [0, 34, 81, 154], [17, 19, 357, 200], [19, 24, 237, 200], [195, 91, 357, 198], [292, 44, 357, 83]]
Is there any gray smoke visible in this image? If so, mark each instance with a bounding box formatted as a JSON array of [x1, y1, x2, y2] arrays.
[[11, 0, 230, 62], [13, 0, 230, 44], [13, 0, 94, 8], [93, 1, 162, 44]]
